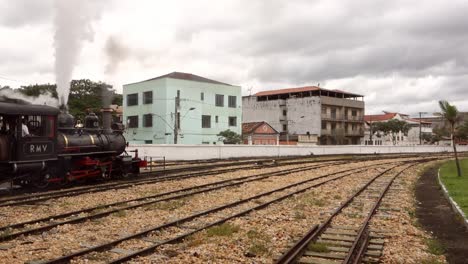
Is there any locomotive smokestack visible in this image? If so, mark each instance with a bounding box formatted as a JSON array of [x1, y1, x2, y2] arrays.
[[101, 107, 113, 133]]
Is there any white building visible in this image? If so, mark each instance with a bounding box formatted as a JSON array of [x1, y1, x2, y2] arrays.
[[362, 112, 432, 145], [123, 72, 242, 144], [243, 86, 365, 145]]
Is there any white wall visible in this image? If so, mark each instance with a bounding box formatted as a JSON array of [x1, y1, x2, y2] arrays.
[[129, 144, 468, 160]]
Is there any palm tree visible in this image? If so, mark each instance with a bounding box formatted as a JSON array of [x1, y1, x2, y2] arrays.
[[439, 100, 462, 177]]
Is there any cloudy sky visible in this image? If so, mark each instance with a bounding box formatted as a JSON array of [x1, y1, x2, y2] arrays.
[[1, 0, 467, 114]]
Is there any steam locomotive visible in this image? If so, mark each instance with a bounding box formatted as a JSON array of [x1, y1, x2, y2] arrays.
[[0, 101, 145, 188]]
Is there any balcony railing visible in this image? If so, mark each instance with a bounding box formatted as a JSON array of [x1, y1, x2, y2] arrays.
[[322, 114, 363, 122], [345, 129, 364, 136]]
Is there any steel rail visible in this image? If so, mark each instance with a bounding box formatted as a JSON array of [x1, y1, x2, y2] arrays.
[[0, 158, 343, 207], [343, 164, 416, 263], [0, 152, 447, 202], [274, 161, 423, 264], [109, 162, 425, 264], [0, 161, 345, 241], [0, 153, 447, 206], [42, 162, 394, 264]]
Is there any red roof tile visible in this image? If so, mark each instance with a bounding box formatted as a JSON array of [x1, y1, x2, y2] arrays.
[[364, 113, 397, 122], [242, 122, 265, 134]]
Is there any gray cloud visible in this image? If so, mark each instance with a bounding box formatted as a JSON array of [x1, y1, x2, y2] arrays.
[[1, 0, 468, 115], [0, 0, 53, 27]]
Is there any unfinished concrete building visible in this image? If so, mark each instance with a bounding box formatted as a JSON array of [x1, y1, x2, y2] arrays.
[[242, 86, 365, 145]]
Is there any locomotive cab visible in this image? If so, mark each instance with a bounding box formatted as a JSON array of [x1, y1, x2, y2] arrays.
[[0, 102, 59, 186]]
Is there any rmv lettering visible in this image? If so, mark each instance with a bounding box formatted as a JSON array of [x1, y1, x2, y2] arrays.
[[30, 144, 48, 153]]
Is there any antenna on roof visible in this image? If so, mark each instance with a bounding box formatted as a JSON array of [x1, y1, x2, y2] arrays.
[[248, 86, 253, 96]]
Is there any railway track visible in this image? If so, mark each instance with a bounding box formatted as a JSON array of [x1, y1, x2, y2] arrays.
[[275, 163, 418, 264], [0, 158, 349, 207], [33, 159, 431, 263], [0, 153, 447, 207], [0, 160, 346, 241]]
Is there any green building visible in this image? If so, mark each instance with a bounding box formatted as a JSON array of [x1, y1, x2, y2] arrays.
[[123, 72, 242, 144]]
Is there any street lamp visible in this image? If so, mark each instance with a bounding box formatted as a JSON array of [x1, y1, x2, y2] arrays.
[[174, 107, 196, 144]]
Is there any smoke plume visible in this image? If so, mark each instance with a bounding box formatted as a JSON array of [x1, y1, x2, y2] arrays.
[[0, 88, 59, 106], [53, 0, 103, 106], [104, 36, 130, 76]]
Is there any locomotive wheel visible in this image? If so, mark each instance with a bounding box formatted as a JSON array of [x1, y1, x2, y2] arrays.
[[122, 172, 133, 178], [33, 173, 50, 189]]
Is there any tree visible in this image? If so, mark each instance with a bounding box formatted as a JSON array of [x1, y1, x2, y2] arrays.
[[18, 83, 58, 98], [439, 100, 462, 177], [372, 119, 410, 145], [217, 129, 242, 144], [455, 120, 468, 141]]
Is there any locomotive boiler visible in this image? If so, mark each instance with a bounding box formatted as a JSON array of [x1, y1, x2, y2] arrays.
[[0, 101, 144, 188]]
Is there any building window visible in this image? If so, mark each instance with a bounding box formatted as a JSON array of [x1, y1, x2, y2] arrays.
[[201, 92, 204, 101], [127, 116, 138, 128], [321, 121, 327, 129], [215, 116, 219, 123], [215, 94, 224, 107], [283, 109, 287, 116], [143, 114, 152, 127], [143, 91, 153, 104], [352, 110, 357, 116], [229, 116, 237, 126], [331, 123, 336, 131], [283, 124, 287, 132], [127, 93, 138, 106], [202, 115, 211, 128], [331, 108, 337, 119], [228, 95, 236, 108], [322, 106, 327, 114]]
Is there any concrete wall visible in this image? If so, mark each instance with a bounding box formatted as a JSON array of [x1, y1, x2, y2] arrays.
[[242, 96, 321, 136], [242, 96, 283, 132], [321, 96, 365, 109], [129, 144, 468, 160], [286, 97, 321, 135]]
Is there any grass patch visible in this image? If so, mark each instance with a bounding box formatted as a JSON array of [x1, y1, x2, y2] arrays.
[[185, 233, 206, 247], [146, 199, 186, 211], [206, 223, 240, 237], [113, 210, 127, 217], [439, 159, 468, 216], [0, 228, 12, 238], [425, 238, 445, 255], [245, 229, 271, 257], [300, 192, 326, 207], [307, 242, 330, 252], [420, 256, 445, 264], [247, 241, 269, 256], [293, 211, 306, 220]]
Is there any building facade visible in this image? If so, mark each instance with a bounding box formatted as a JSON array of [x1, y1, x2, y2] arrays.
[[242, 121, 279, 145], [123, 72, 242, 144], [242, 86, 365, 145], [362, 112, 432, 145]]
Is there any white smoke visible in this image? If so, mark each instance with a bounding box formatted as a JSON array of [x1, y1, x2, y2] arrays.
[[103, 35, 130, 108], [53, 0, 104, 106], [0, 88, 59, 106], [104, 35, 130, 76]]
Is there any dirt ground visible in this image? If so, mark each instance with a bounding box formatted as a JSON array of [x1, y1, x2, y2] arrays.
[[415, 167, 468, 264]]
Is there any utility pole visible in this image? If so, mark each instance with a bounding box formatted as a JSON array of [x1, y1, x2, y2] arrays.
[[369, 115, 373, 145], [419, 112, 427, 145], [174, 90, 180, 144]]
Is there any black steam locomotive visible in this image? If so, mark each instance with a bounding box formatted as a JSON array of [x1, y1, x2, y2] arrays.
[[0, 101, 145, 188]]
